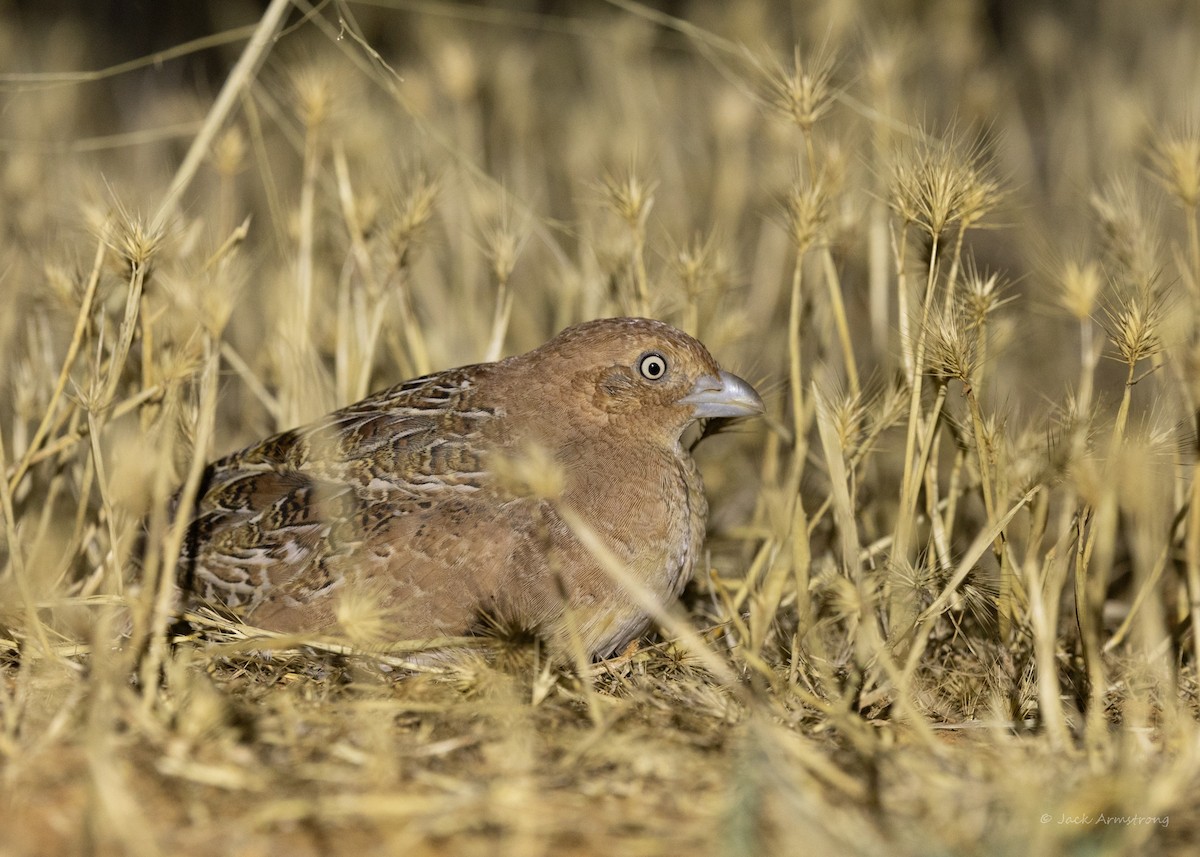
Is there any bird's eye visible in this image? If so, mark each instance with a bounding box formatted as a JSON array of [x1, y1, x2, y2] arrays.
[[638, 352, 668, 380]]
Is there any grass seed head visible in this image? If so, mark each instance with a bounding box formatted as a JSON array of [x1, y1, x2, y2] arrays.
[[434, 38, 479, 103], [753, 43, 839, 133], [105, 199, 165, 271], [672, 230, 729, 300], [1057, 258, 1103, 321], [478, 202, 529, 289], [926, 304, 979, 384], [1090, 176, 1158, 281], [156, 341, 206, 387], [1149, 122, 1200, 210], [959, 262, 1011, 328], [782, 171, 831, 252], [336, 581, 395, 647], [1112, 422, 1176, 520], [1103, 281, 1166, 367], [211, 126, 248, 178], [290, 60, 338, 131], [811, 560, 863, 623], [869, 376, 911, 434], [602, 167, 657, 231], [389, 168, 441, 259], [819, 382, 868, 454], [864, 29, 909, 100], [489, 442, 565, 501], [42, 262, 80, 315], [890, 131, 1001, 239], [105, 423, 162, 518]]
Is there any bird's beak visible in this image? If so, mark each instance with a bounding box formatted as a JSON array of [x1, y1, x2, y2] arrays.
[[678, 371, 764, 419]]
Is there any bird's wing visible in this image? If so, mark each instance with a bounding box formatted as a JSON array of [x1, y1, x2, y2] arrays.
[[216, 365, 497, 485], [176, 366, 503, 612]]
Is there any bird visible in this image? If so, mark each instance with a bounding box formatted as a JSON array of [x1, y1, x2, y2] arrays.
[[173, 317, 763, 659]]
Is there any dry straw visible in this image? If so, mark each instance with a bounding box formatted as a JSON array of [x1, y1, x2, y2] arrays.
[[1, 0, 1199, 855]]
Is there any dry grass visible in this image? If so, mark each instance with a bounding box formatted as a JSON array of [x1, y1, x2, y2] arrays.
[[2, 1, 1200, 854]]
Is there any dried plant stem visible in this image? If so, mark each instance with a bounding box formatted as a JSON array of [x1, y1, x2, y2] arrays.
[[296, 121, 320, 336], [398, 281, 432, 377], [61, 465, 97, 590], [1023, 490, 1072, 747], [787, 503, 813, 640], [1112, 359, 1137, 446], [918, 383, 949, 481], [1105, 540, 1170, 651], [1074, 354, 1137, 744], [100, 259, 150, 408], [332, 144, 392, 398], [783, 242, 816, 640], [10, 385, 165, 478], [138, 341, 219, 709], [815, 389, 861, 576], [942, 444, 967, 548], [804, 404, 907, 539], [894, 223, 913, 377], [801, 131, 819, 182], [1186, 205, 1200, 301], [151, 0, 292, 232], [962, 384, 1010, 633], [942, 222, 968, 313], [971, 318, 989, 399], [242, 95, 288, 250], [85, 409, 124, 595], [821, 248, 860, 398], [711, 570, 754, 648], [891, 232, 940, 629], [30, 430, 85, 580], [139, 306, 156, 398], [557, 599, 605, 724], [1075, 360, 1137, 729], [924, 433, 952, 572], [1077, 498, 1114, 753], [1186, 465, 1200, 668], [277, 114, 324, 425], [486, 278, 514, 363], [787, 251, 808, 489], [901, 485, 1039, 679], [364, 173, 436, 380], [7, 235, 105, 494], [630, 223, 651, 318], [868, 200, 890, 356], [737, 539, 778, 652], [557, 505, 738, 686], [0, 424, 57, 657]]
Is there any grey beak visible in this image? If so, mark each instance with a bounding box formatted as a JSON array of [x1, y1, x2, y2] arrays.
[[678, 371, 764, 419]]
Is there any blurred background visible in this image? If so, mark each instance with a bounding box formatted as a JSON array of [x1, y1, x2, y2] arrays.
[[3, 0, 1198, 413]]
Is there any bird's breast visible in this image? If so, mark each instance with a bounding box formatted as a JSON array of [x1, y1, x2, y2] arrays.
[[664, 446, 707, 596], [562, 444, 706, 596]]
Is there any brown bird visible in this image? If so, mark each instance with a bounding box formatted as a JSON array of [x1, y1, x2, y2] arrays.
[[176, 317, 762, 658]]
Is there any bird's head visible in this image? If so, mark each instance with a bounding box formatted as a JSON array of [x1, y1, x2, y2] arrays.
[[512, 317, 763, 447]]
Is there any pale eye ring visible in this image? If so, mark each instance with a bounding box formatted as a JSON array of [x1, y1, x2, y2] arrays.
[[638, 352, 668, 380]]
